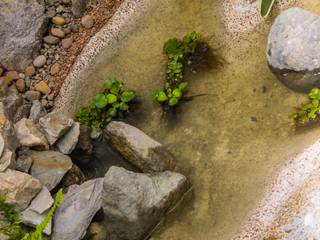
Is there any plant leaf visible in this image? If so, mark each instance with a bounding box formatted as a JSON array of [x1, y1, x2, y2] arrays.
[[121, 91, 136, 103], [178, 82, 188, 91], [156, 91, 168, 102], [168, 97, 179, 106], [261, 0, 275, 17], [94, 94, 108, 108], [106, 94, 117, 104], [172, 88, 182, 98]]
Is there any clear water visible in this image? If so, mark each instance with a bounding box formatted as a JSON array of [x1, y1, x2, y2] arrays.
[[74, 1, 320, 239]]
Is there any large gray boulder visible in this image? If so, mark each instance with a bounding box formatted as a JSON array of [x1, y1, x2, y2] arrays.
[[28, 150, 73, 191], [0, 0, 47, 71], [52, 178, 104, 240], [105, 121, 176, 172], [267, 8, 320, 93], [102, 166, 189, 240]]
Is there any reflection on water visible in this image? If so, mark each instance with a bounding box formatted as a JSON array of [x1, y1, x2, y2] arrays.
[[73, 1, 320, 239]]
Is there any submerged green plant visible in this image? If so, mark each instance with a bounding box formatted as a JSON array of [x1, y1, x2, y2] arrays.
[[290, 88, 320, 124], [152, 31, 203, 108], [76, 76, 136, 138], [261, 0, 275, 17], [0, 189, 63, 240]]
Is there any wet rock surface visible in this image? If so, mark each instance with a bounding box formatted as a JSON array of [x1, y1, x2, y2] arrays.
[[52, 178, 103, 240], [267, 8, 320, 93], [102, 166, 189, 240], [106, 121, 176, 173]]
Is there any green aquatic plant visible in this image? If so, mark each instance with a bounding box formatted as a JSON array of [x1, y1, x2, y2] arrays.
[[0, 189, 63, 240], [152, 31, 203, 108], [290, 88, 320, 124], [261, 0, 275, 17], [76, 76, 136, 138]]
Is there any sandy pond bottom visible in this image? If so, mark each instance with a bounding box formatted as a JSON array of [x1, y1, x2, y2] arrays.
[[70, 1, 320, 239]]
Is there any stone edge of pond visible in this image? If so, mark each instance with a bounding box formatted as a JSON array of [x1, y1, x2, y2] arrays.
[[232, 139, 320, 239], [54, 0, 155, 117]]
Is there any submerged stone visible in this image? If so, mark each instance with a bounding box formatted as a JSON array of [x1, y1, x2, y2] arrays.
[[267, 8, 320, 93]]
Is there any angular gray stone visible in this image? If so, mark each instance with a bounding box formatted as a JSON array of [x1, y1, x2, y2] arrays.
[[28, 186, 53, 214], [267, 8, 320, 92], [13, 102, 32, 123], [39, 112, 73, 145], [52, 178, 104, 240], [3, 93, 23, 121], [0, 149, 15, 172], [29, 100, 47, 123], [71, 0, 90, 17], [21, 208, 52, 235], [16, 150, 33, 172], [106, 121, 176, 172], [0, 169, 42, 210], [102, 167, 188, 240], [56, 122, 80, 154], [29, 150, 73, 191], [14, 118, 48, 150], [0, 0, 47, 72]]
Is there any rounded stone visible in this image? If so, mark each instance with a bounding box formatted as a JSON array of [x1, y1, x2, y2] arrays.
[[43, 35, 60, 45], [16, 79, 26, 92], [52, 16, 66, 25], [25, 65, 36, 77], [33, 55, 47, 68], [51, 28, 65, 38], [61, 38, 73, 49], [50, 63, 60, 75], [81, 15, 94, 29], [35, 81, 51, 95]]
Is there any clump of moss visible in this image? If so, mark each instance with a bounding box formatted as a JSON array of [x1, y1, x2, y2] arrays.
[[290, 88, 320, 124], [152, 31, 208, 108], [76, 76, 136, 138]]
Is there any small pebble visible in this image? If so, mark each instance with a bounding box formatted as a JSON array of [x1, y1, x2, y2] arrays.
[[43, 35, 60, 45], [46, 9, 56, 18], [25, 90, 41, 101], [69, 24, 79, 32], [61, 37, 73, 49], [63, 28, 71, 34], [56, 5, 66, 13], [81, 15, 94, 29], [50, 63, 60, 75], [33, 55, 47, 68], [25, 66, 36, 76], [51, 28, 65, 38], [16, 79, 26, 92], [18, 73, 25, 79], [4, 71, 19, 85], [52, 16, 66, 25], [35, 81, 51, 95]]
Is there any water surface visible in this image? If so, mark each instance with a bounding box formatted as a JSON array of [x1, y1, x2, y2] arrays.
[[76, 1, 320, 239]]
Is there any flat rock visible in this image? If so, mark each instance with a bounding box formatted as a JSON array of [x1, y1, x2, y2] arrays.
[[56, 122, 80, 154], [28, 186, 53, 214], [52, 178, 103, 240], [29, 150, 73, 191], [0, 0, 47, 71], [0, 169, 42, 210], [39, 112, 73, 145], [14, 118, 48, 149], [102, 166, 188, 240], [267, 8, 320, 92], [0, 149, 15, 172], [29, 100, 47, 123], [21, 208, 52, 235], [105, 121, 176, 172]]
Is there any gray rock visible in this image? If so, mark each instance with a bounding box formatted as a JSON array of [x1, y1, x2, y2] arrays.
[[3, 93, 23, 121], [105, 121, 176, 172], [25, 90, 41, 101], [28, 186, 53, 214], [13, 102, 32, 123], [21, 208, 52, 235], [43, 35, 60, 45], [33, 55, 47, 68], [29, 100, 47, 123], [29, 150, 73, 191], [102, 167, 189, 240], [61, 37, 73, 49], [81, 15, 93, 29], [14, 118, 48, 150], [52, 178, 104, 240], [0, 0, 47, 72], [39, 112, 74, 145], [0, 169, 42, 210], [71, 0, 90, 17], [0, 149, 15, 172], [0, 103, 19, 152], [16, 151, 33, 172], [56, 122, 80, 154], [267, 8, 320, 92]]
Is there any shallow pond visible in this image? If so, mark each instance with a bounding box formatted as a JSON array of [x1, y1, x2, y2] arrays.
[[68, 0, 320, 239]]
